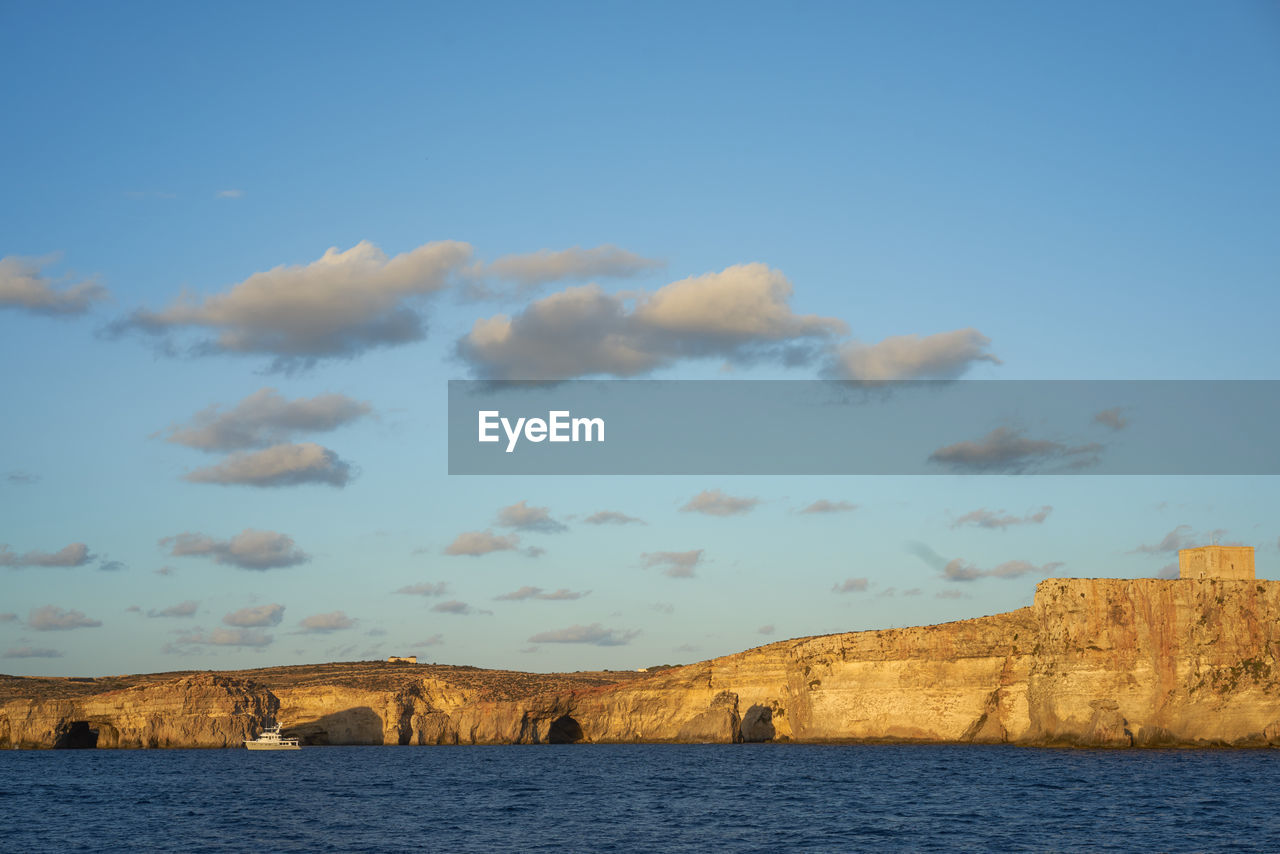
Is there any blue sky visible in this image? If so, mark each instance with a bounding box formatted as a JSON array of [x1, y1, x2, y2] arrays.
[[2, 1, 1279, 675]]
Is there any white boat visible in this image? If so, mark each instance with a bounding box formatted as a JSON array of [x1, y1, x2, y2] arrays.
[[244, 722, 300, 750]]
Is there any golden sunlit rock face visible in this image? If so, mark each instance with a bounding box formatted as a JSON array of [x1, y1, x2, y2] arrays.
[[5, 578, 1280, 748]]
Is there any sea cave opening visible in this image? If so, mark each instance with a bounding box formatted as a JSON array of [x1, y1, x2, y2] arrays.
[[54, 721, 99, 749], [548, 715, 584, 744]]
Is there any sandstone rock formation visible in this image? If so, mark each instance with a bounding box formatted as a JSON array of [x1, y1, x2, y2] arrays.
[[6, 578, 1280, 748], [0, 674, 277, 749]]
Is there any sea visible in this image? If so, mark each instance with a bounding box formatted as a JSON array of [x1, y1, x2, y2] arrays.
[[1, 744, 1276, 852]]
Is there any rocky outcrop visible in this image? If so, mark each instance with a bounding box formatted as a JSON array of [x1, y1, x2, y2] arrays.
[[0, 674, 276, 748], [6, 579, 1280, 748]]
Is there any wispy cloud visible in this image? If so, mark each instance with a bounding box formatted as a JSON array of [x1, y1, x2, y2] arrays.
[[1094, 407, 1129, 431], [641, 549, 704, 578], [215, 189, 244, 199], [680, 489, 759, 517], [182, 442, 354, 487], [396, 582, 449, 597], [431, 600, 473, 615], [496, 500, 567, 533], [583, 510, 645, 525], [799, 499, 856, 514], [223, 604, 285, 627], [299, 611, 355, 633], [159, 388, 372, 451], [112, 239, 472, 370], [825, 328, 999, 381], [952, 506, 1052, 530], [528, 623, 639, 646], [0, 255, 108, 316], [5, 471, 39, 485], [928, 427, 1102, 473], [494, 586, 589, 601], [457, 263, 846, 379], [832, 577, 869, 593], [3, 646, 63, 659], [462, 245, 663, 300], [147, 600, 199, 618], [942, 558, 1063, 582], [172, 627, 273, 648], [161, 529, 309, 570], [0, 542, 93, 568], [1132, 524, 1203, 555], [28, 605, 101, 631], [443, 530, 520, 557]]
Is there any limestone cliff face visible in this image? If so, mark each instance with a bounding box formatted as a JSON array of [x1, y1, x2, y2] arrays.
[[6, 579, 1280, 748], [528, 579, 1280, 747], [543, 607, 1036, 745], [0, 674, 277, 749], [1026, 578, 1280, 747]]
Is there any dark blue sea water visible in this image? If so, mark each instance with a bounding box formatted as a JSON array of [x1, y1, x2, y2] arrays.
[[1, 745, 1277, 852]]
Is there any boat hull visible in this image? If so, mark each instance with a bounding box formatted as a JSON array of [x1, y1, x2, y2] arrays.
[[244, 741, 299, 750]]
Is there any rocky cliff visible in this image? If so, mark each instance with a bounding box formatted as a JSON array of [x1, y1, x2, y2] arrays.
[[5, 578, 1280, 748], [0, 674, 277, 748]]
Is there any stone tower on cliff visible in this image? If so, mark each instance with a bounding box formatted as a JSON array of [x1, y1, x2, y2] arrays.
[[1178, 545, 1255, 580]]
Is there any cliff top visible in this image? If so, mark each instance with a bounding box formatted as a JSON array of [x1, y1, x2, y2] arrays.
[[0, 660, 647, 704]]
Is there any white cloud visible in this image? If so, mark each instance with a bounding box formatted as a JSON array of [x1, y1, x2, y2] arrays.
[[216, 189, 244, 199], [223, 604, 285, 627], [147, 600, 199, 618], [826, 328, 999, 380], [173, 627, 273, 647], [0, 255, 108, 316], [0, 542, 93, 568], [942, 558, 1064, 582], [928, 427, 1102, 473], [494, 586, 588, 601], [159, 388, 372, 451], [799, 500, 856, 515], [115, 240, 472, 369], [299, 611, 355, 633], [3, 646, 63, 658], [182, 442, 353, 487], [28, 605, 101, 631], [583, 510, 645, 525], [641, 549, 704, 578], [496, 500, 567, 533], [161, 529, 309, 570], [396, 582, 449, 597], [463, 245, 663, 299], [443, 530, 520, 557], [952, 506, 1052, 530], [527, 623, 638, 646], [680, 489, 759, 517], [457, 263, 846, 379]]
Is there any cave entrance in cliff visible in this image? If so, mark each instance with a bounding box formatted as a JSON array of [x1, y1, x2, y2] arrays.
[[548, 715, 584, 744], [54, 721, 99, 749]]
